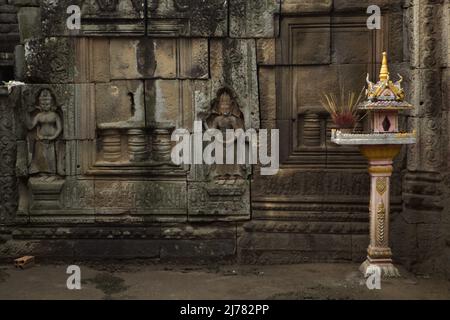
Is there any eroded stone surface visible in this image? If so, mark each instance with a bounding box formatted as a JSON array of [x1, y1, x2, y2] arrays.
[[230, 0, 279, 38], [1, 0, 448, 278], [282, 0, 332, 13], [41, 0, 144, 36], [210, 39, 260, 130], [95, 80, 145, 128], [147, 0, 228, 37]]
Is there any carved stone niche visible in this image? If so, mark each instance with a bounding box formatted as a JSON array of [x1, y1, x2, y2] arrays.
[[203, 87, 247, 182], [275, 14, 384, 169], [25, 88, 66, 210], [188, 87, 251, 222]]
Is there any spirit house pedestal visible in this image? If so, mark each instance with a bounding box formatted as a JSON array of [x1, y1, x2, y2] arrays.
[[332, 52, 416, 277]]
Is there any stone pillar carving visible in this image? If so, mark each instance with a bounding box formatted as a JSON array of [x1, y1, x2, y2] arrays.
[[400, 0, 446, 271], [360, 145, 401, 277], [101, 129, 122, 162], [0, 87, 18, 222], [303, 113, 321, 147], [152, 128, 172, 162], [127, 129, 147, 162]]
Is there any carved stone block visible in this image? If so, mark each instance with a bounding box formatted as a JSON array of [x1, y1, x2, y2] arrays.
[[413, 69, 442, 118], [24, 37, 75, 84], [127, 129, 148, 162], [188, 181, 250, 221], [61, 177, 95, 213], [95, 80, 145, 129], [109, 38, 176, 80], [28, 176, 65, 210], [406, 117, 442, 172], [252, 169, 370, 200], [281, 0, 332, 14], [147, 0, 228, 37], [145, 80, 179, 126], [100, 129, 122, 162], [0, 89, 19, 222], [73, 38, 111, 83], [17, 6, 41, 41], [41, 0, 144, 36], [387, 11, 404, 64], [333, 0, 390, 12], [210, 39, 259, 130], [0, 175, 18, 222], [178, 38, 209, 79], [332, 26, 371, 64], [103, 38, 208, 81], [229, 0, 279, 38], [94, 180, 187, 218], [21, 84, 96, 141], [256, 39, 276, 66], [135, 181, 187, 217], [259, 67, 276, 121], [402, 172, 443, 219], [279, 17, 331, 65], [0, 106, 16, 176], [294, 66, 339, 107]]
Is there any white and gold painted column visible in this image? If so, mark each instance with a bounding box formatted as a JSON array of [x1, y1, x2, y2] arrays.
[[359, 145, 401, 277]]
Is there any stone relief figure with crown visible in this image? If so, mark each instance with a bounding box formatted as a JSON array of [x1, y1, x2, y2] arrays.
[[25, 88, 65, 210], [27, 88, 64, 177], [204, 87, 246, 182]]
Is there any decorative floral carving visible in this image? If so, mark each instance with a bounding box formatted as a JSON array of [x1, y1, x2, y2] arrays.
[[376, 201, 386, 246], [376, 177, 387, 196], [25, 38, 73, 83], [95, 0, 119, 12], [0, 95, 18, 221]]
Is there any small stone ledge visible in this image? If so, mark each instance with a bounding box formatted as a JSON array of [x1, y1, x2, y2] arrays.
[[9, 0, 39, 7]]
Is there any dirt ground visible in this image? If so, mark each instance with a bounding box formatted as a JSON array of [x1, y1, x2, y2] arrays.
[[0, 262, 448, 300]]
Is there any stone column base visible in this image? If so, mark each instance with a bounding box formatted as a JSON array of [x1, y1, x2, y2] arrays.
[[28, 176, 65, 210], [360, 258, 400, 278]]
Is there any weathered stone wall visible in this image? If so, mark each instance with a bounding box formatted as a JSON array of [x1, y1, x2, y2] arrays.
[[240, 0, 412, 264], [0, 0, 448, 275], [0, 85, 19, 250], [0, 0, 19, 81], [391, 0, 450, 276]]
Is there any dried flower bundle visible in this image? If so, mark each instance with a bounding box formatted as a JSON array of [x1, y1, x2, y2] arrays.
[[320, 86, 365, 129]]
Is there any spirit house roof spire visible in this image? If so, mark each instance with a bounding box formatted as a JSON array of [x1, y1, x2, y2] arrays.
[[379, 51, 389, 81], [360, 52, 413, 110]]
